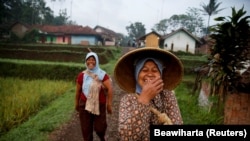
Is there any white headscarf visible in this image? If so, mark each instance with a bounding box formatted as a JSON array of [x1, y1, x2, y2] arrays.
[[82, 52, 106, 97]]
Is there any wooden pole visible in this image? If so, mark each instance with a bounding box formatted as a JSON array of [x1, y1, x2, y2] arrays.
[[87, 48, 92, 52]]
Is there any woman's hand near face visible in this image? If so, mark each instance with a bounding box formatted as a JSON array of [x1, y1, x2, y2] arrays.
[[136, 60, 164, 104], [137, 77, 164, 104]]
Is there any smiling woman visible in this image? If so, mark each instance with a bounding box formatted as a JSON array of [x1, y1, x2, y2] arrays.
[[74, 51, 113, 141], [114, 47, 184, 140]]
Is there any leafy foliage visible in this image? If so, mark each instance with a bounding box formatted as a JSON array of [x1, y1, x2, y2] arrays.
[[208, 6, 250, 100], [126, 22, 146, 39], [152, 7, 205, 37], [199, 0, 225, 34], [0, 0, 73, 25]]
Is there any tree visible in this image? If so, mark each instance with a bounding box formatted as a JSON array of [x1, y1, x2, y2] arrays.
[[41, 6, 54, 24], [200, 0, 225, 35], [0, 0, 73, 25], [186, 7, 206, 36], [152, 7, 205, 37], [152, 19, 168, 35], [53, 9, 69, 25], [126, 22, 146, 39], [0, 0, 23, 24], [194, 7, 250, 103], [22, 0, 45, 25]]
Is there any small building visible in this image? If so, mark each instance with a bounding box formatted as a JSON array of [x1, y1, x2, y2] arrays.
[[138, 28, 202, 54], [10, 22, 30, 39], [162, 28, 202, 54], [94, 25, 121, 46], [32, 25, 102, 45], [137, 31, 162, 48]]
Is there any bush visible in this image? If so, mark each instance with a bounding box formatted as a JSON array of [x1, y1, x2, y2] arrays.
[[0, 61, 83, 82]]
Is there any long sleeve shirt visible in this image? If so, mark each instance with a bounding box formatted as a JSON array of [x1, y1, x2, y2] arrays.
[[118, 89, 183, 141]]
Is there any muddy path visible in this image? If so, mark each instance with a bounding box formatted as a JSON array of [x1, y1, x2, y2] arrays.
[[48, 47, 135, 141]]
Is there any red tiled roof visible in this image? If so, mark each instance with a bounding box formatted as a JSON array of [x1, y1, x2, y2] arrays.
[[32, 25, 99, 35]]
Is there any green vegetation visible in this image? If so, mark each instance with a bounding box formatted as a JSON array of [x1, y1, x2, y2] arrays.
[[175, 81, 224, 124], [0, 46, 223, 141], [0, 78, 74, 135], [194, 7, 250, 104], [0, 79, 75, 141]]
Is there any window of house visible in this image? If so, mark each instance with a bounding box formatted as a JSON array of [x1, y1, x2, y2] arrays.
[[164, 43, 168, 48], [186, 44, 189, 52], [171, 43, 174, 51]]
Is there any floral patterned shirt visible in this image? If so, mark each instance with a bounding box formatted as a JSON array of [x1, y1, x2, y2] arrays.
[[118, 89, 183, 141]]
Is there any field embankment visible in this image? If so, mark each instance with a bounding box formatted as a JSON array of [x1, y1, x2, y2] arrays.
[[0, 44, 118, 64]]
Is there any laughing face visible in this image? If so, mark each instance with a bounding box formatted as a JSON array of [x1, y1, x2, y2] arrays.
[[137, 60, 161, 87], [86, 56, 96, 70]]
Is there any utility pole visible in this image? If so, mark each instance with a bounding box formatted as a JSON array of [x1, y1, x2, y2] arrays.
[[70, 0, 73, 21]]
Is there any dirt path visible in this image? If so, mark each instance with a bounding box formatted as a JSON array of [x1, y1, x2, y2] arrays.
[[48, 47, 135, 141]]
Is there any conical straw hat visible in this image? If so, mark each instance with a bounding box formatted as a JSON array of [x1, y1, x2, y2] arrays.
[[114, 47, 184, 93]]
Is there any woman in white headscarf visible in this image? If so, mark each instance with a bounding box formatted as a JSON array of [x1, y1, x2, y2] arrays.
[[75, 51, 113, 141]]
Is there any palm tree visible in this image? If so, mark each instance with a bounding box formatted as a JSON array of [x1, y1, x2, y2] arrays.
[[200, 0, 225, 35]]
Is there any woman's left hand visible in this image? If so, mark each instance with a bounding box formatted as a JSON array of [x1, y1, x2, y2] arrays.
[[107, 104, 112, 114]]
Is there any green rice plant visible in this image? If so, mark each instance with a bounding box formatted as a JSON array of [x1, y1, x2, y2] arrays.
[[0, 88, 75, 141], [0, 77, 73, 135]]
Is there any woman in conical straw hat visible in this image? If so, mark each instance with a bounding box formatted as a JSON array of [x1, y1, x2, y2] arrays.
[[114, 47, 183, 140]]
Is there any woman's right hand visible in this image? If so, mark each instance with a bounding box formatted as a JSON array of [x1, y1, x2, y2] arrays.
[[137, 77, 164, 104], [75, 104, 80, 112]]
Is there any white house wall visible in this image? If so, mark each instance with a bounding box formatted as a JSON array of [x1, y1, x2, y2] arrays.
[[163, 31, 196, 54], [71, 35, 97, 45], [95, 28, 103, 33]]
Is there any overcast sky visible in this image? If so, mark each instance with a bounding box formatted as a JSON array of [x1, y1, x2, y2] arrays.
[[45, 0, 250, 35]]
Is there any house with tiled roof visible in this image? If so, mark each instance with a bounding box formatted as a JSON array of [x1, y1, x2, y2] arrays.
[[0, 21, 30, 40], [32, 25, 102, 45], [162, 28, 202, 54], [10, 22, 30, 39], [94, 25, 121, 46]]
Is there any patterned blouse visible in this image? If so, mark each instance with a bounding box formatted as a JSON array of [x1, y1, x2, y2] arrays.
[[118, 89, 183, 141]]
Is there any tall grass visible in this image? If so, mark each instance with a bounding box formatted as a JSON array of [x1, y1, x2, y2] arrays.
[[175, 77, 224, 124], [0, 87, 75, 141], [0, 77, 73, 135]]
